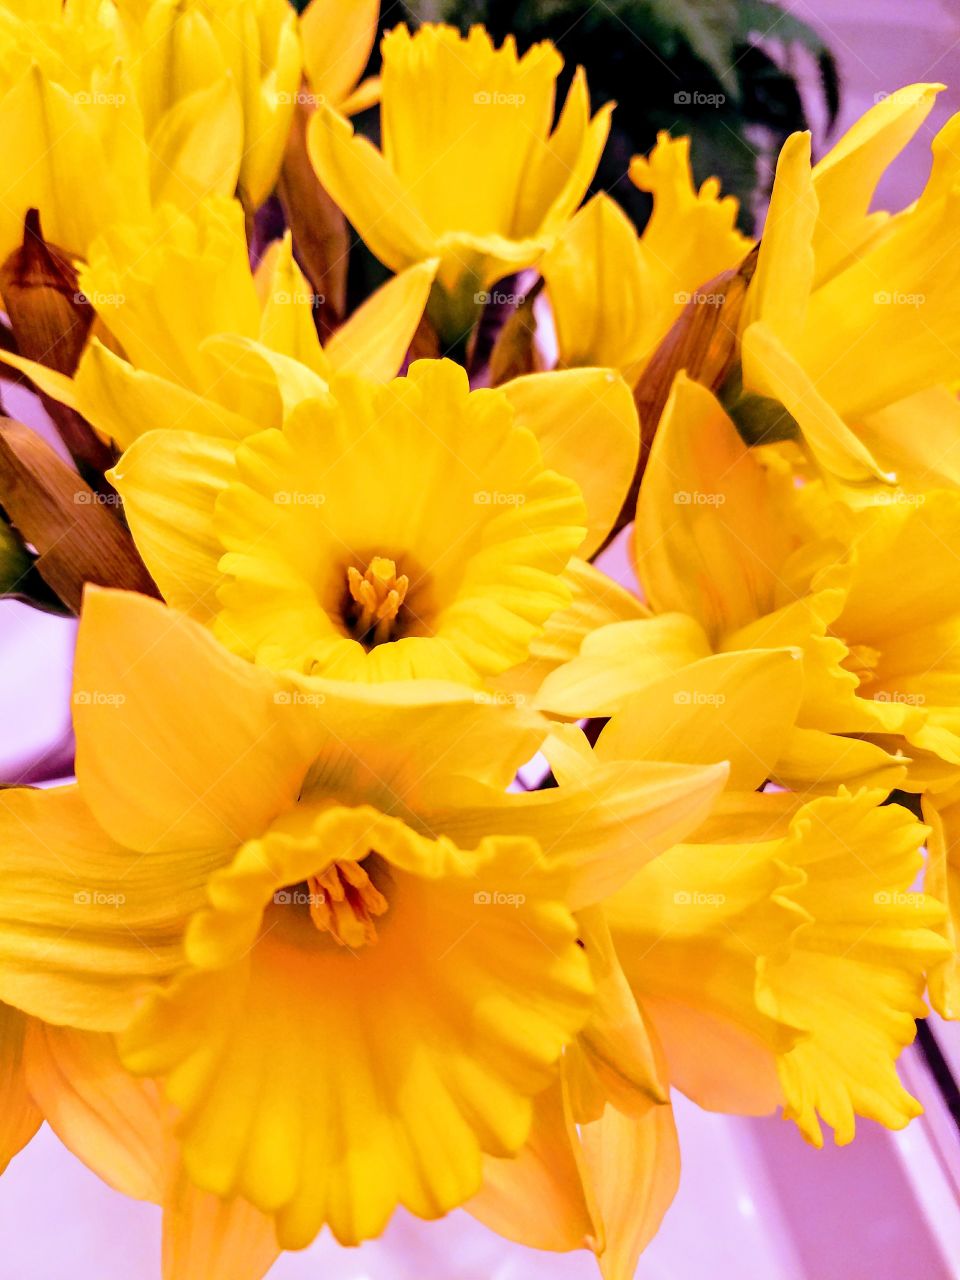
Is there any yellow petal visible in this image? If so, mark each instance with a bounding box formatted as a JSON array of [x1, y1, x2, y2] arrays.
[[636, 374, 806, 637], [72, 588, 327, 853], [536, 93, 613, 240], [629, 130, 750, 341], [148, 77, 244, 210], [515, 65, 591, 236], [764, 790, 947, 1145], [122, 826, 591, 1248], [300, 0, 379, 109], [739, 130, 815, 345], [580, 1098, 680, 1280], [256, 233, 329, 376], [307, 103, 436, 275], [541, 193, 653, 378], [380, 25, 561, 237], [596, 647, 804, 792], [109, 429, 238, 622], [0, 785, 215, 1030], [74, 343, 259, 452], [607, 825, 806, 1115], [799, 183, 960, 422], [856, 387, 960, 494], [0, 1002, 40, 1174], [741, 322, 890, 482], [537, 613, 711, 721], [0, 63, 151, 261], [338, 74, 381, 116], [469, 1082, 595, 1252], [502, 367, 639, 558], [812, 83, 942, 281], [0, 348, 80, 410], [566, 908, 668, 1119], [773, 727, 908, 795], [24, 1021, 166, 1200], [163, 1166, 280, 1280], [423, 757, 729, 910], [324, 258, 438, 382], [237, 10, 301, 209], [79, 199, 261, 396], [200, 334, 323, 420], [493, 558, 649, 706]]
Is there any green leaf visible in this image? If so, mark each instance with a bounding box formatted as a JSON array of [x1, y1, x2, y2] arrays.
[[639, 0, 742, 98]]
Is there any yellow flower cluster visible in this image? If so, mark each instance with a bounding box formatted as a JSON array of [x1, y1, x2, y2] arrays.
[[0, 5, 956, 1278]]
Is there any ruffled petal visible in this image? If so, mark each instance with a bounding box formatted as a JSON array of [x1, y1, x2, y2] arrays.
[[121, 824, 591, 1248], [764, 791, 947, 1145]]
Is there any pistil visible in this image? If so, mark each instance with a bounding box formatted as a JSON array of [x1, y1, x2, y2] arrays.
[[346, 556, 410, 647], [307, 859, 388, 948]]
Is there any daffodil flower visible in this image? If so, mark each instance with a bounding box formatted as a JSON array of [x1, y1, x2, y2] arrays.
[[0, 196, 441, 448], [0, 587, 727, 1250], [539, 373, 953, 792], [107, 357, 638, 684], [127, 0, 302, 211], [0, 0, 302, 266], [737, 82, 960, 488], [471, 656, 946, 1276], [540, 133, 750, 385], [308, 23, 612, 343]]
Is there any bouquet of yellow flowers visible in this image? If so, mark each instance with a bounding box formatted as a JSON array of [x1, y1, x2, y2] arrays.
[[0, 3, 956, 1277]]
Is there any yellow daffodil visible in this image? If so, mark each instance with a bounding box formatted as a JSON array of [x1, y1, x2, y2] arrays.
[[1, 195, 440, 449], [308, 23, 612, 343], [0, 0, 302, 265], [540, 133, 750, 384], [0, 587, 727, 1250], [540, 370, 960, 794], [106, 356, 639, 683], [120, 0, 302, 210], [0, 0, 152, 262], [590, 660, 946, 1146], [467, 652, 947, 1275], [737, 83, 960, 488]]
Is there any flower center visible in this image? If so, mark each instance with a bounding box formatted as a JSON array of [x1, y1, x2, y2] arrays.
[[345, 556, 410, 648], [307, 858, 389, 948], [842, 643, 882, 689]]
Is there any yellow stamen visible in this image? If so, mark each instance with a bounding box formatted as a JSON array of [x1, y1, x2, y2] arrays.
[[843, 643, 882, 689], [307, 859, 389, 948], [346, 556, 410, 647]]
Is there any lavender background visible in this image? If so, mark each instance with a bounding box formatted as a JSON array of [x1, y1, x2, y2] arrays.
[[3, 0, 960, 1274]]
